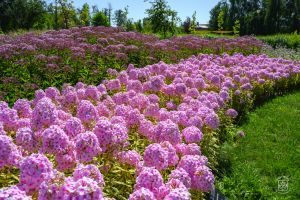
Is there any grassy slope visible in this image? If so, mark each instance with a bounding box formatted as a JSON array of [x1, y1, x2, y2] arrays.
[[219, 92, 300, 200]]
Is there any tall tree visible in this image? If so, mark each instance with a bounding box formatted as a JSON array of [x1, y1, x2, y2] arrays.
[[183, 17, 192, 33], [0, 0, 47, 32], [79, 3, 90, 26], [190, 11, 197, 33], [265, 0, 283, 34], [145, 0, 179, 38], [113, 7, 128, 28], [135, 19, 144, 32], [92, 11, 110, 27], [57, 0, 77, 29]]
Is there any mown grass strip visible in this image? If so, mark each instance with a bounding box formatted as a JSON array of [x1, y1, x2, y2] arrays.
[[218, 91, 300, 200]]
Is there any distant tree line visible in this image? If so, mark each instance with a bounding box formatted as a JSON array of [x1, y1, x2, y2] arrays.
[[209, 0, 300, 35], [0, 0, 188, 38]]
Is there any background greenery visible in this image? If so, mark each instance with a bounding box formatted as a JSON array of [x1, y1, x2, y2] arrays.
[[217, 91, 300, 199]]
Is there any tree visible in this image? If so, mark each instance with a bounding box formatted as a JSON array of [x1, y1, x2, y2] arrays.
[[0, 0, 47, 32], [92, 11, 110, 27], [145, 0, 179, 38], [284, 0, 300, 32], [183, 17, 192, 33], [217, 10, 225, 31], [135, 19, 144, 32], [210, 0, 300, 35], [126, 19, 136, 31], [103, 3, 113, 25], [189, 11, 197, 33], [57, 0, 77, 29], [79, 3, 90, 26], [233, 19, 240, 35], [113, 7, 128, 27], [143, 17, 152, 33], [92, 5, 99, 14], [209, 1, 225, 30], [265, 0, 283, 34]]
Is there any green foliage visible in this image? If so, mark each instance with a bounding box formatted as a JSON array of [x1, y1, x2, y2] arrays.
[[261, 45, 300, 61], [113, 7, 128, 28], [233, 20, 240, 36], [92, 12, 110, 27], [217, 10, 225, 31], [57, 0, 78, 29], [102, 3, 113, 25], [218, 91, 300, 199], [79, 3, 91, 26], [0, 0, 47, 32], [135, 20, 144, 32], [182, 17, 192, 34], [145, 0, 179, 38], [210, 0, 300, 35], [125, 19, 136, 31], [258, 33, 300, 49], [189, 11, 197, 34]]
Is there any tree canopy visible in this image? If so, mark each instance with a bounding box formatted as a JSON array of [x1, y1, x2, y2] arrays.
[[209, 0, 300, 35]]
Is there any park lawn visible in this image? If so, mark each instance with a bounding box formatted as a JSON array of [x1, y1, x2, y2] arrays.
[[218, 91, 300, 200]]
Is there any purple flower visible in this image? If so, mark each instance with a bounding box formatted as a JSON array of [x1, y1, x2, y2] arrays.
[[106, 79, 121, 91], [166, 101, 177, 110], [75, 131, 101, 162], [16, 127, 38, 152], [85, 85, 100, 101], [94, 119, 128, 152], [73, 164, 105, 187], [0, 186, 32, 200], [237, 130, 245, 137], [55, 143, 77, 171], [234, 90, 241, 96], [144, 143, 169, 170], [175, 143, 201, 156], [204, 113, 220, 130], [117, 150, 141, 167], [138, 119, 156, 139], [191, 165, 214, 192], [0, 101, 8, 111], [182, 126, 203, 143], [149, 75, 165, 91], [155, 119, 182, 145], [164, 188, 191, 200], [225, 108, 238, 118], [31, 97, 57, 130], [13, 99, 32, 118], [19, 154, 53, 194], [161, 141, 179, 167], [241, 83, 253, 90], [177, 155, 208, 176], [45, 87, 60, 101], [135, 167, 164, 195], [169, 168, 191, 189], [0, 108, 19, 131], [174, 83, 187, 95], [62, 177, 104, 199], [76, 100, 98, 125], [0, 135, 22, 169], [38, 170, 66, 200], [42, 125, 69, 155], [127, 80, 143, 93], [64, 117, 84, 138], [129, 187, 156, 200]]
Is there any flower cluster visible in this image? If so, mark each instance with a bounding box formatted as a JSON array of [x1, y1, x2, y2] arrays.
[[0, 52, 299, 199]]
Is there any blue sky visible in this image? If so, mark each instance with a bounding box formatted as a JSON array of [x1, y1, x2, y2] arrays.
[[46, 0, 220, 24]]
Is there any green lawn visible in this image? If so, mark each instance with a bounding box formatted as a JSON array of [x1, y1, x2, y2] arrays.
[[218, 92, 300, 200]]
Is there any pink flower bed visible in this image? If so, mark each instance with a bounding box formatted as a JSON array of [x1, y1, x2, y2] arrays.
[[0, 53, 299, 199]]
